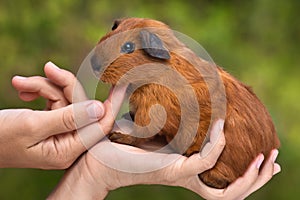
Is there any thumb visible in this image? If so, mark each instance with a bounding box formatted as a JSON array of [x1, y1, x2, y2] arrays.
[[37, 100, 105, 139]]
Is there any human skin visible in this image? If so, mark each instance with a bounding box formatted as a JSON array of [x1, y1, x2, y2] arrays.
[[13, 62, 280, 199], [0, 65, 107, 169]]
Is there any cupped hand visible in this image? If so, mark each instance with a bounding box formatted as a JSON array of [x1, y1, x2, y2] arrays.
[[186, 149, 280, 200], [48, 119, 226, 199], [49, 118, 280, 200]]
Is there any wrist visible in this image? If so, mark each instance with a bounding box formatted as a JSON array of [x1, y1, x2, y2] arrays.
[[47, 155, 108, 199]]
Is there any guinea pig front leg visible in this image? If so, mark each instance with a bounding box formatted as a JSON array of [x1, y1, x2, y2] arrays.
[[108, 131, 145, 146], [108, 112, 150, 146]]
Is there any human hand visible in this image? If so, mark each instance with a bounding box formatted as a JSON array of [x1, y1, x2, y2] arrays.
[[1, 62, 125, 169], [48, 119, 226, 199], [0, 100, 102, 169], [49, 115, 280, 200], [185, 149, 280, 200]]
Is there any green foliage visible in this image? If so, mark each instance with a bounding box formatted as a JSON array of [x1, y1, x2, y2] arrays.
[[0, 0, 299, 199]]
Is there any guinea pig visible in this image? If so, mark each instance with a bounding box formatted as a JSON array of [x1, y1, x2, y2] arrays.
[[90, 18, 280, 189]]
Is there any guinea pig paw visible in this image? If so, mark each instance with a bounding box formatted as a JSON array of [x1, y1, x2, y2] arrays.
[[108, 132, 139, 146], [109, 132, 124, 140]]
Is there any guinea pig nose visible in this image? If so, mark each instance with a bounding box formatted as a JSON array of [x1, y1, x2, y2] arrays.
[[90, 54, 102, 73]]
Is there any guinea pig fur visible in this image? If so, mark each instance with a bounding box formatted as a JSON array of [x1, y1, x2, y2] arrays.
[[91, 18, 280, 189]]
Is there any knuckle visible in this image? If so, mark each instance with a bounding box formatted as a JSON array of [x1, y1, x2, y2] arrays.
[[202, 158, 216, 170], [66, 71, 76, 83], [62, 110, 76, 130]]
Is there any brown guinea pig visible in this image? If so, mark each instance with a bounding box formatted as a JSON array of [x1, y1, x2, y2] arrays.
[[90, 18, 280, 189]]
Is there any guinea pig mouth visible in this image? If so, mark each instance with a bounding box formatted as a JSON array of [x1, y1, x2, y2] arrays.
[[99, 71, 132, 88], [100, 75, 133, 96]]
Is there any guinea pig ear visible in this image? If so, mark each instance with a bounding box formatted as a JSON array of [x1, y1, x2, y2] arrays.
[[140, 30, 170, 60]]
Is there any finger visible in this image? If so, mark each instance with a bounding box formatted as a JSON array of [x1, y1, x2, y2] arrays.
[[273, 163, 281, 175], [89, 137, 183, 174], [99, 85, 128, 134], [44, 62, 88, 102], [179, 120, 226, 177], [200, 119, 225, 157], [45, 99, 71, 110], [12, 75, 68, 105], [222, 154, 264, 198], [188, 154, 264, 200], [77, 85, 128, 150], [241, 149, 280, 199], [19, 92, 40, 101], [33, 100, 105, 140], [18, 92, 69, 110]]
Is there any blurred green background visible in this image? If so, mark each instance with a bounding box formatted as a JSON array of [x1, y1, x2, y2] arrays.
[[0, 0, 299, 199]]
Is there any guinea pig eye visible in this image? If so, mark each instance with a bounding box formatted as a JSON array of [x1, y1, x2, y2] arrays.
[[121, 42, 135, 54]]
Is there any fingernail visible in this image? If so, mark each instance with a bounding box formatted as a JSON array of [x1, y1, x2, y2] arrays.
[[256, 154, 265, 169], [217, 119, 225, 132], [46, 61, 61, 71], [14, 75, 27, 80], [210, 119, 225, 142], [87, 101, 104, 119], [272, 150, 279, 163], [273, 163, 281, 175]]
